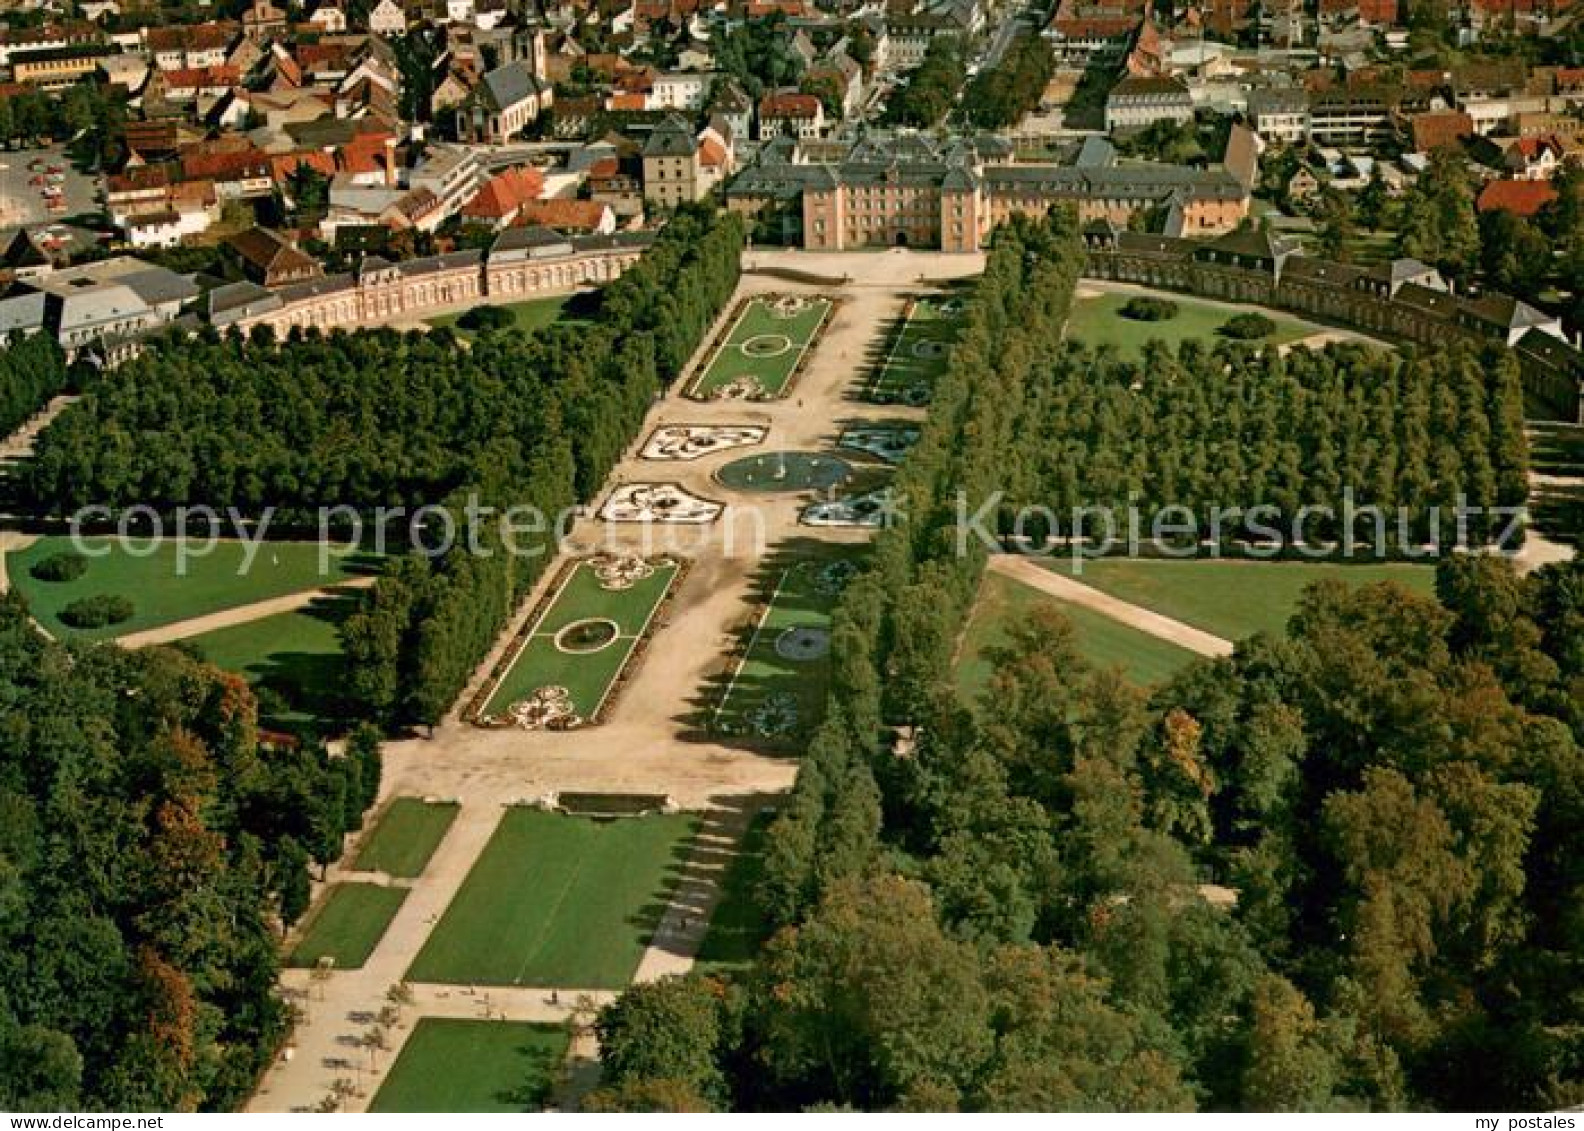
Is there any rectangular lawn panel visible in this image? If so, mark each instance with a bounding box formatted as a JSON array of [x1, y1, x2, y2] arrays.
[[288, 883, 407, 969], [428, 294, 573, 336], [694, 812, 772, 974], [406, 808, 699, 988], [714, 559, 849, 744], [1047, 558, 1436, 642], [866, 295, 964, 404], [353, 799, 460, 878], [184, 598, 354, 729], [1066, 292, 1316, 361], [956, 573, 1196, 697], [482, 558, 678, 720], [369, 1019, 568, 1113], [688, 295, 831, 399], [7, 536, 374, 640]]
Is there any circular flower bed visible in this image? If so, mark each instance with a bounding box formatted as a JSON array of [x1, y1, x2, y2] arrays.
[[554, 618, 620, 654]]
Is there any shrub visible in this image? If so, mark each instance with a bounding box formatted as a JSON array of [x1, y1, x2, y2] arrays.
[[1219, 312, 1277, 340], [458, 306, 514, 332], [1119, 296, 1179, 322], [29, 550, 88, 582], [59, 594, 134, 629]]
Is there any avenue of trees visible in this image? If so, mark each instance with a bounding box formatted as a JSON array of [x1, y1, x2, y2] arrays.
[[338, 207, 744, 728], [588, 210, 1583, 1112], [0, 593, 384, 1110], [959, 36, 1055, 129], [882, 37, 966, 128], [0, 332, 68, 439]]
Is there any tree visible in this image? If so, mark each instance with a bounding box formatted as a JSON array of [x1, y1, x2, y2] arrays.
[[1239, 975, 1343, 1110], [592, 976, 733, 1110]]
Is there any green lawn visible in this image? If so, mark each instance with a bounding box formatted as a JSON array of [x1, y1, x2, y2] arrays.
[[1066, 292, 1316, 360], [482, 558, 679, 721], [369, 1020, 568, 1113], [406, 808, 698, 988], [694, 813, 772, 974], [184, 595, 355, 729], [428, 294, 574, 336], [353, 799, 460, 878], [956, 572, 1197, 696], [1047, 558, 1437, 642], [688, 295, 831, 399], [7, 536, 374, 640], [288, 883, 407, 970], [714, 558, 856, 744], [866, 294, 964, 405]]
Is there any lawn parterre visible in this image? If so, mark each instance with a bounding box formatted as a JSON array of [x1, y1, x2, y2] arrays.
[[427, 294, 575, 336], [865, 294, 966, 405], [7, 536, 373, 640], [288, 883, 408, 969], [476, 555, 681, 727], [1047, 557, 1437, 642], [956, 572, 1197, 696], [185, 597, 355, 729], [368, 1019, 568, 1113], [687, 294, 832, 400], [713, 557, 857, 743], [352, 798, 460, 878], [405, 808, 698, 988], [1065, 292, 1316, 360]]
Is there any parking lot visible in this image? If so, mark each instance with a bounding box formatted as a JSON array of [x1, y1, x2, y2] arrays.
[[0, 145, 100, 228]]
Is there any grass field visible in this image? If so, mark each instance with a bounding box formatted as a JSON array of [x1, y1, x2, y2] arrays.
[[482, 558, 679, 722], [694, 813, 772, 975], [185, 596, 355, 729], [688, 295, 831, 399], [428, 294, 574, 336], [714, 558, 854, 743], [7, 536, 373, 640], [288, 883, 408, 969], [956, 572, 1197, 696], [1048, 558, 1437, 642], [1066, 293, 1316, 360], [866, 295, 965, 405], [405, 808, 698, 988], [369, 1020, 568, 1113], [353, 799, 460, 878]]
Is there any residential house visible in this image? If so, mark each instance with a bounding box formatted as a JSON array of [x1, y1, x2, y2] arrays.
[[460, 164, 547, 227], [1248, 88, 1310, 143], [758, 91, 824, 141], [1476, 178, 1558, 217], [227, 227, 323, 286], [367, 0, 408, 35], [309, 1, 349, 33]]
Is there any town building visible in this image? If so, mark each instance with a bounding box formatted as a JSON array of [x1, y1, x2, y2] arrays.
[[1105, 75, 1194, 131], [641, 115, 703, 206]]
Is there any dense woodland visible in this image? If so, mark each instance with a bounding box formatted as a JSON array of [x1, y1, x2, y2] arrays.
[[588, 212, 1584, 1112], [0, 594, 384, 1110]]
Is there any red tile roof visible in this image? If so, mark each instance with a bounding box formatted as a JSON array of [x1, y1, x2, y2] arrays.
[[1411, 110, 1473, 153], [1476, 178, 1558, 216], [461, 165, 545, 219], [516, 198, 610, 231], [759, 92, 821, 119]]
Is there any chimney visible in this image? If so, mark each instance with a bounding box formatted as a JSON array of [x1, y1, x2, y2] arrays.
[[384, 137, 398, 188]]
